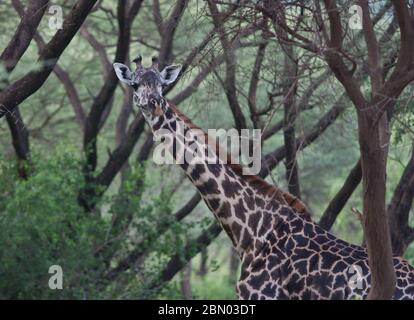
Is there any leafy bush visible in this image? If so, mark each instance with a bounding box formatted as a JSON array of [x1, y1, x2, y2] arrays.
[[0, 145, 107, 299], [0, 145, 213, 299]]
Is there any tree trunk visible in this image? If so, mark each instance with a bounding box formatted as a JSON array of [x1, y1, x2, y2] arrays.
[[387, 146, 414, 256], [197, 247, 208, 277], [228, 247, 239, 286], [278, 4, 301, 198], [181, 262, 193, 300], [5, 108, 30, 179], [358, 110, 396, 300], [319, 160, 362, 231]]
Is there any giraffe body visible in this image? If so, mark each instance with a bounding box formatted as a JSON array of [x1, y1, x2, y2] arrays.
[[113, 59, 414, 300], [237, 203, 414, 300]]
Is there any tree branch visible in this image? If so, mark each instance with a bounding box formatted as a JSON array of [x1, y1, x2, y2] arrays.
[[148, 222, 222, 293], [319, 160, 362, 231], [388, 145, 414, 256], [0, 0, 98, 118], [1, 0, 50, 178], [207, 0, 247, 131]]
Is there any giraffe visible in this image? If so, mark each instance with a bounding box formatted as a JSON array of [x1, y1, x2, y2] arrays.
[[113, 56, 414, 300]]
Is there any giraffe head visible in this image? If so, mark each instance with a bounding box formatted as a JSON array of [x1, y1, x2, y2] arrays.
[[113, 55, 182, 120]]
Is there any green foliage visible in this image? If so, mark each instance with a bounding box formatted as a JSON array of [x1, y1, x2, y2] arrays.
[[0, 145, 215, 299], [0, 145, 107, 299]]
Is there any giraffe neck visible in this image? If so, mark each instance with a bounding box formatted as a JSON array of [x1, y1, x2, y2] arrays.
[[150, 102, 308, 255]]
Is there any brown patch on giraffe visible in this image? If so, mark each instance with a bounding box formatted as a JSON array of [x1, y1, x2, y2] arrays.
[[234, 198, 247, 222], [243, 192, 255, 210], [190, 164, 205, 180], [154, 103, 163, 116], [248, 210, 262, 236], [198, 178, 220, 195], [209, 198, 221, 211], [222, 176, 243, 198], [258, 213, 272, 236], [237, 283, 250, 299], [232, 221, 243, 243], [206, 163, 222, 177], [251, 257, 266, 272], [217, 201, 232, 219], [282, 191, 310, 217], [240, 228, 254, 251]]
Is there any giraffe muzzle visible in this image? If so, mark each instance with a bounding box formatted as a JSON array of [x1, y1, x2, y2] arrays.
[[148, 95, 165, 116]]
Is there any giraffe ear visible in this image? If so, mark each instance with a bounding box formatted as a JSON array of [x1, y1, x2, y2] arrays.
[[160, 64, 182, 85], [113, 63, 134, 86]]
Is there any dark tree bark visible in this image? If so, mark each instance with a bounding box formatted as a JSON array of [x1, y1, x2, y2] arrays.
[[80, 0, 143, 212], [358, 110, 394, 300], [0, 0, 98, 118], [5, 108, 30, 178], [256, 8, 401, 291], [82, 0, 140, 172], [281, 46, 301, 198], [319, 0, 414, 299], [319, 160, 362, 231], [208, 0, 247, 132], [247, 42, 267, 128], [94, 115, 146, 191], [156, 0, 189, 68], [315, 12, 398, 231], [175, 193, 202, 220], [198, 247, 208, 277], [181, 262, 193, 300], [10, 0, 87, 130], [1, 0, 50, 178], [318, 0, 396, 299], [259, 0, 411, 299], [388, 147, 414, 256], [228, 247, 239, 286], [0, 0, 49, 73]]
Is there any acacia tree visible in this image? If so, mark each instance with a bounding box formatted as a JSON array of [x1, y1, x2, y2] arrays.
[[0, 1, 50, 178], [253, 0, 414, 299], [0, 0, 98, 118]]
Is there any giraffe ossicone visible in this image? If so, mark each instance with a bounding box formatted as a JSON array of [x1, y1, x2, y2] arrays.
[[113, 58, 414, 300]]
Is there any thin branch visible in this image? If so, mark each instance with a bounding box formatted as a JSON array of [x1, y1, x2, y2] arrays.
[[319, 160, 362, 231], [0, 0, 99, 118]]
